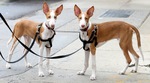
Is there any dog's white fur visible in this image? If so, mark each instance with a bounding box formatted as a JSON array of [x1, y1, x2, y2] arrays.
[[6, 2, 63, 77]]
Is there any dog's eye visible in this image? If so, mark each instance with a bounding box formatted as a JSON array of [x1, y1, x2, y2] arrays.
[[48, 16, 51, 18], [85, 17, 88, 20], [79, 17, 82, 20], [54, 16, 57, 19]]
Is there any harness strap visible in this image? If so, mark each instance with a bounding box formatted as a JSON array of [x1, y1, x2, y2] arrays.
[[94, 26, 98, 46], [37, 24, 56, 48], [79, 25, 98, 51], [79, 35, 90, 51]]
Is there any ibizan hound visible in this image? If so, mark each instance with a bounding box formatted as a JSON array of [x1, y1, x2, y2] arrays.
[[6, 2, 63, 77], [74, 5, 144, 80]]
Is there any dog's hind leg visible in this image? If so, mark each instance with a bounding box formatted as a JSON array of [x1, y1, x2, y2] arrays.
[[119, 42, 131, 75], [23, 36, 32, 68], [7, 37, 13, 46], [128, 42, 139, 73], [6, 38, 19, 69]]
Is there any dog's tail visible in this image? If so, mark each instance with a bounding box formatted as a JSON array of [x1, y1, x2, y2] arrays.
[[131, 26, 144, 61]]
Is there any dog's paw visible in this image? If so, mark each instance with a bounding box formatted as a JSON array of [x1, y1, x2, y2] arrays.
[[48, 70, 54, 75], [26, 63, 32, 68], [77, 71, 85, 75], [6, 63, 11, 69], [131, 70, 137, 73], [119, 71, 125, 75], [90, 75, 96, 81], [38, 71, 44, 77]]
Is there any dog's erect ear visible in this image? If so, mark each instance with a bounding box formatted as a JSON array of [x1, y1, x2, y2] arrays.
[[87, 6, 94, 17], [43, 2, 50, 15], [74, 4, 81, 17], [55, 5, 63, 16]]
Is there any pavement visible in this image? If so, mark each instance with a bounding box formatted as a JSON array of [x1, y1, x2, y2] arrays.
[[0, 0, 150, 83]]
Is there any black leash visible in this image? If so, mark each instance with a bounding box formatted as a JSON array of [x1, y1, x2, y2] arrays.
[[129, 63, 150, 68], [0, 13, 82, 63]]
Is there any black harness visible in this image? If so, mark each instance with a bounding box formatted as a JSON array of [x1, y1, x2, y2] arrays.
[[37, 23, 56, 48], [79, 25, 98, 51]]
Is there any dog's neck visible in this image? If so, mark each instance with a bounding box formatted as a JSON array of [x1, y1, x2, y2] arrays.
[[42, 22, 53, 30], [41, 22, 55, 39], [45, 23, 51, 30], [80, 22, 91, 41]]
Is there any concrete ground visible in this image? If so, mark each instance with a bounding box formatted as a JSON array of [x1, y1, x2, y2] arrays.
[[0, 0, 150, 83]]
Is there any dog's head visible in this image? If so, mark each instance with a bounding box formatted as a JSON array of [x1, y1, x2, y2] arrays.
[[74, 5, 94, 31], [43, 2, 63, 30]]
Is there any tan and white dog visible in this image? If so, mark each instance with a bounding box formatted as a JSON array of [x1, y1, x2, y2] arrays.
[[74, 5, 144, 80], [6, 2, 63, 77]]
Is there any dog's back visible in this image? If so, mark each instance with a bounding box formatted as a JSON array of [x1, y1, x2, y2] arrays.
[[13, 20, 39, 38], [7, 20, 40, 45]]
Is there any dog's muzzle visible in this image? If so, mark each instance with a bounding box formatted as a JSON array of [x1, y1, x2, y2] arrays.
[[46, 23, 54, 30], [80, 27, 88, 31]]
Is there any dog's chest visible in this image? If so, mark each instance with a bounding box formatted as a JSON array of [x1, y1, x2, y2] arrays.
[[80, 32, 90, 48], [42, 31, 53, 38], [80, 32, 89, 41], [41, 30, 54, 44], [80, 31, 107, 48]]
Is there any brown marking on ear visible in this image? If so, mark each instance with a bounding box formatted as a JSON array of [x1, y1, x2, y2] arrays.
[[86, 6, 94, 17], [55, 5, 63, 16], [74, 4, 81, 17], [43, 2, 50, 15]]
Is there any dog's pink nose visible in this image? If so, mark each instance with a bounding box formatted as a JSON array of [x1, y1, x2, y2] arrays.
[[51, 24, 55, 28], [81, 25, 85, 28]]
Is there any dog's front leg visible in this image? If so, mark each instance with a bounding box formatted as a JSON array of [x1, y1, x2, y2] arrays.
[[24, 36, 32, 68], [46, 47, 54, 75], [90, 46, 96, 80], [90, 55, 96, 80], [38, 45, 44, 77], [77, 50, 90, 75]]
